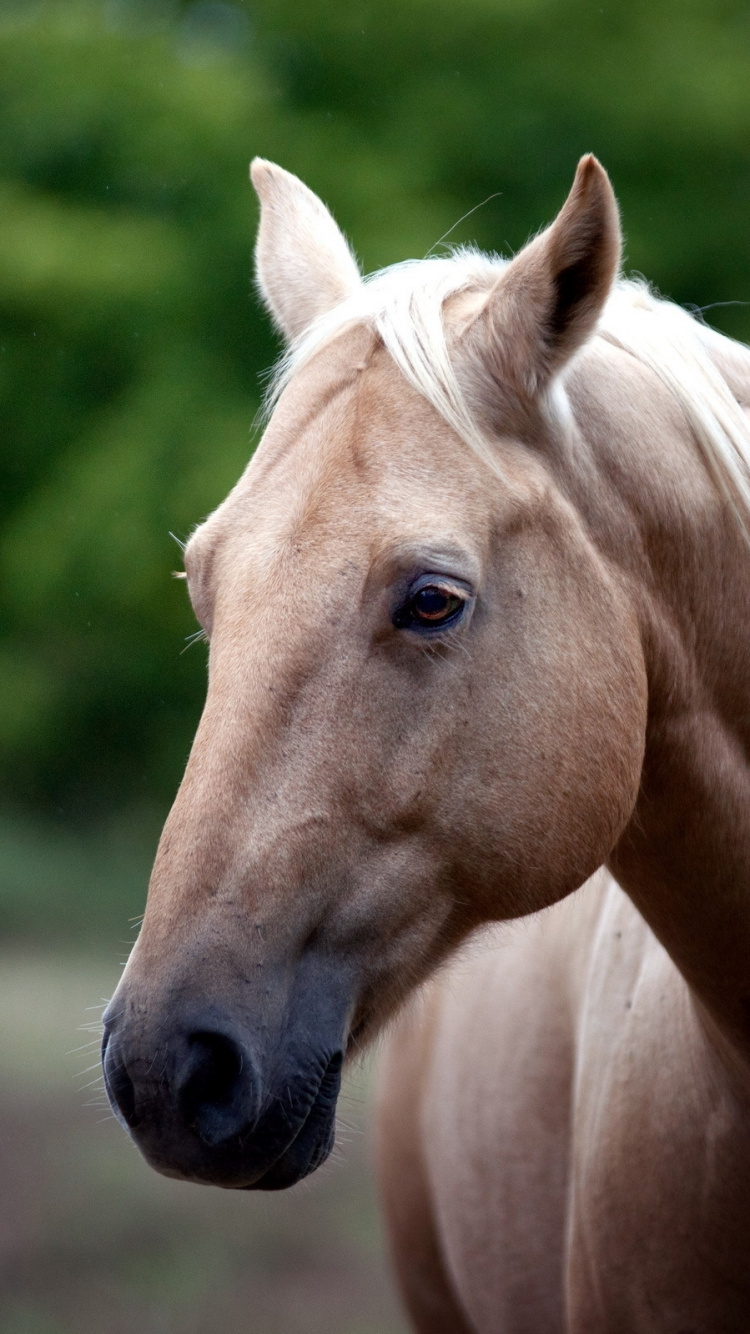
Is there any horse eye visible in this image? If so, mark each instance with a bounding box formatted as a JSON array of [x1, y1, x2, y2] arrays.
[[403, 584, 466, 629]]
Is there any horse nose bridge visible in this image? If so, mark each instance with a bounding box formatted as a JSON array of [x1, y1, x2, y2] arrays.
[[142, 773, 256, 923], [191, 621, 358, 793], [149, 624, 363, 885], [150, 703, 317, 880], [165, 683, 276, 820], [147, 769, 351, 918]]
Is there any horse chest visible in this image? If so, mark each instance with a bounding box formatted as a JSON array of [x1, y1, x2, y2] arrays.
[[401, 876, 750, 1332]]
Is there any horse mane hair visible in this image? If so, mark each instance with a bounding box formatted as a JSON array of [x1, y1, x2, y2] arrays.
[[266, 248, 750, 537]]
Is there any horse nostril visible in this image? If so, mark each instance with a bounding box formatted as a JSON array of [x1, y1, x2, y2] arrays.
[[181, 1032, 242, 1109], [176, 1031, 254, 1146], [102, 1033, 140, 1130]]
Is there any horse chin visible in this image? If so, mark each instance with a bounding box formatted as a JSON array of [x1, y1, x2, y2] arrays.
[[248, 1058, 341, 1191]]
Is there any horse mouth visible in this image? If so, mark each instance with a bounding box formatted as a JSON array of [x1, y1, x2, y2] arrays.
[[247, 1049, 343, 1191]]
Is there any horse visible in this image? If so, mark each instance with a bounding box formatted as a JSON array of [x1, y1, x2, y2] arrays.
[[101, 153, 750, 1330]]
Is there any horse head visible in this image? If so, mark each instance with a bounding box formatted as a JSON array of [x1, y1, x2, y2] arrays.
[[102, 156, 647, 1188]]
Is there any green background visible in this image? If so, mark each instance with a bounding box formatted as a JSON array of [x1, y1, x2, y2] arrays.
[[1, 4, 749, 1331], [1, 0, 749, 935]]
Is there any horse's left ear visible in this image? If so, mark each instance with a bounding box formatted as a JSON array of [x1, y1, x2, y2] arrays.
[[251, 159, 361, 342], [469, 155, 621, 397]]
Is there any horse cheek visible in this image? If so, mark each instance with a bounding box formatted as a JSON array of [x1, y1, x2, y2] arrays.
[[454, 596, 647, 921]]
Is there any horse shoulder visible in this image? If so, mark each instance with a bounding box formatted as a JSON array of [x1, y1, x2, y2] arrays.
[[567, 877, 750, 1330]]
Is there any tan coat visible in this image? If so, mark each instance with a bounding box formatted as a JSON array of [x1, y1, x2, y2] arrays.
[[103, 157, 750, 1330]]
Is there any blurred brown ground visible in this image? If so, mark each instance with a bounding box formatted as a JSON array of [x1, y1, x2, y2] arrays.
[[0, 952, 407, 1334]]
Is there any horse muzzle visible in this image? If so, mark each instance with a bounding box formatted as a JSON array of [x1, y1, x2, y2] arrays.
[[101, 971, 349, 1189]]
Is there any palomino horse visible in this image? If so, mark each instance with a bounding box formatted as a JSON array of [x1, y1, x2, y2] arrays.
[[102, 155, 750, 1330]]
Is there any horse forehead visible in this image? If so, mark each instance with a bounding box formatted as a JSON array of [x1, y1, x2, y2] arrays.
[[209, 334, 485, 566], [256, 331, 472, 487], [186, 355, 366, 582]]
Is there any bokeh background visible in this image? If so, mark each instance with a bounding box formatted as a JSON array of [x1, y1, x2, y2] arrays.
[[1, 0, 750, 1330]]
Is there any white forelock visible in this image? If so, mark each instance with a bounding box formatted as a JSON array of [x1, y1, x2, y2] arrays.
[[266, 248, 750, 536]]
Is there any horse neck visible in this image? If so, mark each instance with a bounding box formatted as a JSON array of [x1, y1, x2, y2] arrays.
[[564, 336, 750, 1058]]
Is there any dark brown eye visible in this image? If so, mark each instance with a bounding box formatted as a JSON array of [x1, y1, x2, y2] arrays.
[[393, 582, 467, 632], [412, 586, 461, 623]]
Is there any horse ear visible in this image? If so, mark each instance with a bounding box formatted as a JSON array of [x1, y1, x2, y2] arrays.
[[250, 159, 361, 342], [469, 155, 621, 397]]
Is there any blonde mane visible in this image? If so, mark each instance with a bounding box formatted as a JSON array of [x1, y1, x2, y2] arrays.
[[267, 249, 750, 535]]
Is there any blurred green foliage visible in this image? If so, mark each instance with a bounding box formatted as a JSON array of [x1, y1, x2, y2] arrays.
[[1, 0, 749, 932]]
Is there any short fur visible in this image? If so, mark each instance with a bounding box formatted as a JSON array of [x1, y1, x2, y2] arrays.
[[104, 156, 750, 1331]]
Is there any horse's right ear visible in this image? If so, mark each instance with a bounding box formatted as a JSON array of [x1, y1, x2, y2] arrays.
[[467, 155, 621, 398], [251, 159, 361, 343]]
